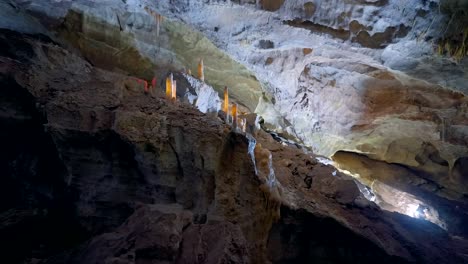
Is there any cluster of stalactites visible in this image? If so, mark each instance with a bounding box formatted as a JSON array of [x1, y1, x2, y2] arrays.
[[130, 57, 248, 131], [222, 86, 247, 133], [130, 58, 202, 104]]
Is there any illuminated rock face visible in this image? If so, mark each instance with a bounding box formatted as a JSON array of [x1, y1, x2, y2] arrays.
[[183, 74, 222, 113]]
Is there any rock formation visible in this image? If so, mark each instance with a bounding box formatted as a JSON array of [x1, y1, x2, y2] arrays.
[[1, 0, 468, 264]]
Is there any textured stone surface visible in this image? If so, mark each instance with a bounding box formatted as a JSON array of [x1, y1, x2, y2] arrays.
[[2, 1, 468, 264]]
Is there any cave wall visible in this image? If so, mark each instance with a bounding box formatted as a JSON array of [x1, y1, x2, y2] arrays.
[[140, 0, 468, 208], [2, 1, 468, 263]]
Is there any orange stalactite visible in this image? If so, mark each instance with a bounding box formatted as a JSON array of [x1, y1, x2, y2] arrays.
[[231, 103, 238, 128], [198, 59, 204, 82], [165, 75, 172, 99], [223, 86, 229, 117]]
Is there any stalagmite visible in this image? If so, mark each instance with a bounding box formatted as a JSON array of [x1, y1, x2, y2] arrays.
[[223, 86, 229, 121], [172, 80, 177, 100], [165, 74, 173, 100], [231, 103, 238, 128], [198, 59, 204, 82]]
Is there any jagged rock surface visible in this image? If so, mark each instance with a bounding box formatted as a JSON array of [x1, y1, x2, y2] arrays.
[[2, 28, 468, 264]]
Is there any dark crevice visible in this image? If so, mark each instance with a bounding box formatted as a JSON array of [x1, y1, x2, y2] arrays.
[[284, 19, 410, 48], [168, 140, 185, 181], [284, 19, 351, 41]]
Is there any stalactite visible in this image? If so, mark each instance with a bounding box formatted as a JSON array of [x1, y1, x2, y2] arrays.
[[156, 14, 163, 37], [224, 86, 229, 121], [165, 74, 173, 100], [231, 103, 238, 129], [198, 58, 204, 82], [145, 7, 164, 37]]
